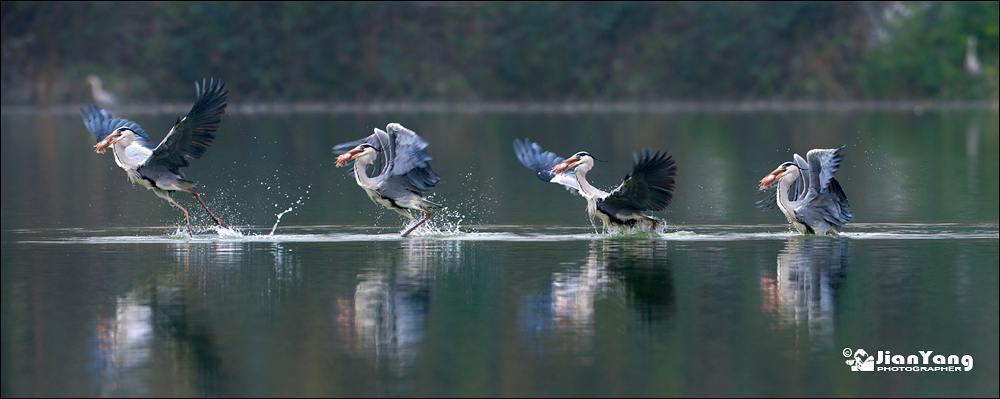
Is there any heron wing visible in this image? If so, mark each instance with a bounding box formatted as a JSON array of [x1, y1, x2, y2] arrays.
[[512, 138, 580, 195], [806, 146, 845, 194], [792, 153, 809, 201], [795, 146, 854, 231], [382, 123, 440, 194], [800, 173, 854, 227], [142, 79, 228, 170], [820, 178, 854, 225], [603, 149, 677, 213], [755, 188, 779, 212], [79, 105, 155, 149]]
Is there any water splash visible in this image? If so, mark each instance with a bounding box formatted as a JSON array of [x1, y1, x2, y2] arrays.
[[401, 213, 463, 237], [269, 185, 312, 236], [169, 227, 189, 239], [269, 207, 294, 236], [215, 226, 243, 238]]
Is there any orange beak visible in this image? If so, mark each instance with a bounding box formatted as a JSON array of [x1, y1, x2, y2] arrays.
[[94, 132, 121, 154], [335, 148, 363, 167], [758, 168, 786, 190], [552, 158, 579, 174]]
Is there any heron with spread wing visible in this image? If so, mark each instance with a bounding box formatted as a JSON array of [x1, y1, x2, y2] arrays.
[[334, 123, 442, 237], [757, 146, 854, 235], [80, 78, 230, 236], [513, 138, 677, 232]]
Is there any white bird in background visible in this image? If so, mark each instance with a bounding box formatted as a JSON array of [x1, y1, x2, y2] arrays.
[[87, 75, 120, 112], [966, 35, 982, 78]]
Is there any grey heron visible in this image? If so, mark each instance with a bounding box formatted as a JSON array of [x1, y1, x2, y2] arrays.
[[80, 78, 230, 236], [757, 146, 854, 235], [513, 138, 677, 232], [334, 123, 441, 237]]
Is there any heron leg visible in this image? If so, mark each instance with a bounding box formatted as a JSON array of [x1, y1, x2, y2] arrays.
[[401, 209, 433, 238], [165, 197, 194, 237], [181, 189, 230, 229]]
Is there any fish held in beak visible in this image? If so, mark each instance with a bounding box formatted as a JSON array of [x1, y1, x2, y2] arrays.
[[758, 169, 784, 190], [336, 149, 361, 167], [552, 158, 577, 174], [94, 133, 119, 154]]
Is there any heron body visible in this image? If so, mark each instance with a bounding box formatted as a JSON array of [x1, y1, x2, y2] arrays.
[[80, 79, 230, 236], [758, 146, 854, 235], [514, 138, 677, 233], [335, 123, 441, 237], [349, 146, 433, 220]]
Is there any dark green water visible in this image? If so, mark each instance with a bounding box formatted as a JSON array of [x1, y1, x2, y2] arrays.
[[1, 110, 998, 397]]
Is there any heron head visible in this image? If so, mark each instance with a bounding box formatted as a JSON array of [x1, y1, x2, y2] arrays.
[[758, 161, 797, 190], [94, 127, 133, 154], [552, 152, 594, 174], [335, 143, 377, 167]]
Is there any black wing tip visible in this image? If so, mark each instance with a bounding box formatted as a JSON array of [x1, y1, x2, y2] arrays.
[[196, 77, 227, 93], [612, 149, 676, 212], [632, 149, 678, 181], [193, 78, 229, 110]]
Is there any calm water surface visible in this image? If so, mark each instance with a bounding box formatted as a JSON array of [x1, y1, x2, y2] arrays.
[[2, 110, 998, 397]]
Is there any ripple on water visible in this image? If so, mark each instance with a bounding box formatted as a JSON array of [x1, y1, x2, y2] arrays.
[[11, 223, 998, 244]]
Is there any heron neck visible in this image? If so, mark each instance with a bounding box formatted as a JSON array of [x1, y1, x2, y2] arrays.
[[776, 175, 797, 222], [352, 157, 377, 189], [112, 142, 140, 170], [572, 165, 607, 200]]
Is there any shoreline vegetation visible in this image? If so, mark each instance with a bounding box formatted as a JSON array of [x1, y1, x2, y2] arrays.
[[2, 2, 997, 106], [3, 100, 997, 116]]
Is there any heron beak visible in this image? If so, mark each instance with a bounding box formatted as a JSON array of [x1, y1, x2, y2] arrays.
[[758, 168, 786, 190], [94, 132, 120, 154], [335, 148, 362, 167], [552, 158, 579, 174]]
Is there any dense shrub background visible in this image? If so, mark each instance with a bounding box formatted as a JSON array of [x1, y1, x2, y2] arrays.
[[2, 1, 997, 104]]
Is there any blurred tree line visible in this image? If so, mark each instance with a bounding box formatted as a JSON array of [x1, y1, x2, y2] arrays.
[[1, 1, 997, 104]]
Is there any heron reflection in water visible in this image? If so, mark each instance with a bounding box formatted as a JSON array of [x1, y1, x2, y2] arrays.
[[759, 238, 850, 346], [519, 241, 675, 355], [758, 146, 854, 235], [335, 240, 458, 375], [93, 290, 154, 396]]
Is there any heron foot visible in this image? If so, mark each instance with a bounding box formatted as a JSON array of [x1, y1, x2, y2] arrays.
[[401, 210, 433, 237]]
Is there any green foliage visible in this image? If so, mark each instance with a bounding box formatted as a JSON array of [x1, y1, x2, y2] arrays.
[[1, 1, 997, 104], [859, 1, 1000, 99]]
